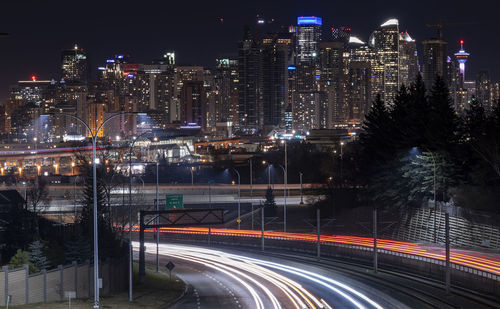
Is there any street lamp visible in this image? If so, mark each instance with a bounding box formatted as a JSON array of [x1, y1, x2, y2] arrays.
[[230, 168, 241, 229], [340, 141, 344, 184], [262, 161, 271, 187], [281, 139, 288, 202], [276, 164, 287, 232], [128, 130, 152, 299], [55, 112, 129, 309]]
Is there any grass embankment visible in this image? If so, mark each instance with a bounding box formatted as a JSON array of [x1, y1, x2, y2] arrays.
[[9, 263, 185, 309]]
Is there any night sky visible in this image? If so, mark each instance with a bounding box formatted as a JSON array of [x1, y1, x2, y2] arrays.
[[0, 0, 498, 102]]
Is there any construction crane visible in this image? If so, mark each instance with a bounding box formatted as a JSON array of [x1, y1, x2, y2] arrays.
[[219, 15, 276, 42], [425, 20, 479, 39], [219, 14, 275, 25]]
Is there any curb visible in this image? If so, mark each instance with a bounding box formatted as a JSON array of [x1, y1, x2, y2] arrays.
[[160, 278, 189, 309]]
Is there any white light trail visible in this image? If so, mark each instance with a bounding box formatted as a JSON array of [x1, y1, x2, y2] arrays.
[[137, 243, 384, 309]]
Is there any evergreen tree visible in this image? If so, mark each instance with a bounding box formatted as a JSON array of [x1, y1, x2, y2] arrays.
[[264, 187, 275, 207], [65, 233, 91, 263], [360, 94, 394, 164], [264, 187, 277, 216], [28, 240, 49, 271], [8, 249, 38, 274], [427, 75, 458, 150]]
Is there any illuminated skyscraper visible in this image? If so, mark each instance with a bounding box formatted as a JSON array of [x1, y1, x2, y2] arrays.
[[238, 27, 262, 133], [454, 40, 470, 83], [369, 19, 400, 103], [319, 41, 345, 128], [296, 16, 322, 64], [61, 44, 89, 84], [476, 71, 491, 109], [399, 31, 418, 86]]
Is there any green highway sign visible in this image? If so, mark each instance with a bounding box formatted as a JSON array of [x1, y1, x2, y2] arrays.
[[166, 194, 183, 209]]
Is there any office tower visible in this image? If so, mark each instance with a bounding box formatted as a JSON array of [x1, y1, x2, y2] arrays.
[[454, 40, 470, 84], [61, 44, 89, 84], [369, 19, 400, 103], [203, 69, 217, 131], [87, 102, 106, 137], [399, 31, 418, 86], [476, 71, 491, 109], [422, 38, 448, 91], [261, 33, 293, 131], [180, 80, 206, 129], [292, 92, 321, 132], [491, 82, 500, 106], [139, 64, 175, 119], [238, 27, 262, 133], [347, 61, 372, 123], [319, 41, 345, 128], [172, 66, 204, 123], [347, 37, 376, 124], [214, 58, 239, 127], [296, 16, 322, 64]]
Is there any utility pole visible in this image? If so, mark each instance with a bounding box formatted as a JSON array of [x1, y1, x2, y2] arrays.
[[299, 172, 303, 204], [250, 158, 253, 230], [316, 208, 320, 260], [373, 208, 378, 273], [445, 212, 451, 293], [261, 207, 265, 251]]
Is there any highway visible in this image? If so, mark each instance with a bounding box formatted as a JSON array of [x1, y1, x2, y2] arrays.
[[139, 242, 497, 309], [155, 227, 500, 275], [140, 242, 394, 309]]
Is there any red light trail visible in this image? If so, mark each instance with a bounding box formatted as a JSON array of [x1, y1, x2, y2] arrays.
[[142, 227, 500, 275]]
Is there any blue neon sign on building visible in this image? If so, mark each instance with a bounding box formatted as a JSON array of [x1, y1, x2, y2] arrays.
[[297, 16, 322, 26]]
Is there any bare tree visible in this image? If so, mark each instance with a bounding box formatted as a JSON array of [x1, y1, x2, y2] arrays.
[[26, 177, 49, 235]]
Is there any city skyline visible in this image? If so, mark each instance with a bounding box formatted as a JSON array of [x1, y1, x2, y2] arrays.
[[1, 0, 498, 102]]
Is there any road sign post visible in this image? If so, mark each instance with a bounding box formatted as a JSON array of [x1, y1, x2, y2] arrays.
[[139, 208, 224, 283], [165, 194, 183, 209], [166, 261, 175, 280]]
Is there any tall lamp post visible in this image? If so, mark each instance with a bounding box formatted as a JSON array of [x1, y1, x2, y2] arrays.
[[230, 168, 241, 229], [128, 130, 151, 300], [153, 136, 160, 272], [55, 112, 129, 309], [277, 164, 287, 232], [340, 141, 344, 185]]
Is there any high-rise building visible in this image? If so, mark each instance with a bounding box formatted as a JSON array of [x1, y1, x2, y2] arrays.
[[491, 82, 500, 106], [296, 16, 322, 64], [422, 38, 448, 91], [346, 37, 374, 125], [180, 80, 206, 129], [261, 33, 293, 130], [61, 44, 89, 84], [319, 41, 345, 128], [347, 61, 372, 124], [399, 31, 418, 86], [214, 58, 239, 126], [476, 71, 491, 110], [369, 19, 400, 103], [238, 27, 262, 133]]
